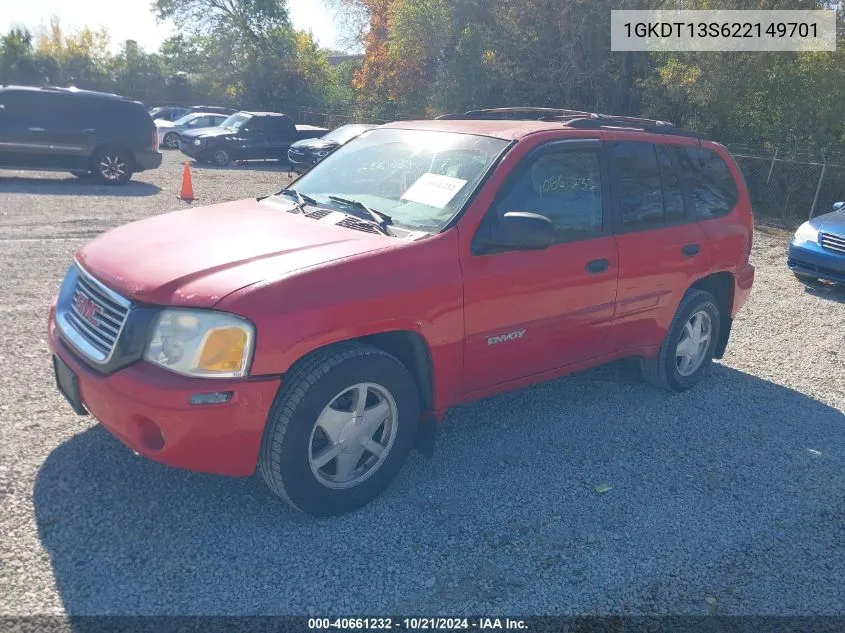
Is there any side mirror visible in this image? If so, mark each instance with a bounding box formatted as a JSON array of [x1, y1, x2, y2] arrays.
[[833, 201, 844, 211], [486, 211, 554, 251]]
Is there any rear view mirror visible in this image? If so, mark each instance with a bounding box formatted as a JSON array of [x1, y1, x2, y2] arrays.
[[833, 201, 844, 211], [486, 211, 554, 251]]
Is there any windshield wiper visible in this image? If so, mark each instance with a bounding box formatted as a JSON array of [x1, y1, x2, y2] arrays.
[[328, 196, 393, 229], [278, 188, 318, 213]]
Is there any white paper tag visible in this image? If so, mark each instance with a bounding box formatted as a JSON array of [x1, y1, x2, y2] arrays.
[[400, 173, 468, 209]]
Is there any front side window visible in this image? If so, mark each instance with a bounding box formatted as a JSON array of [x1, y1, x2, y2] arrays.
[[220, 113, 250, 130], [676, 146, 739, 219], [490, 145, 604, 243], [613, 141, 665, 231], [274, 128, 510, 233]]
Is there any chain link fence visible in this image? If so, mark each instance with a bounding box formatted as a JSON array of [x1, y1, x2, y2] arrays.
[[720, 145, 845, 225]]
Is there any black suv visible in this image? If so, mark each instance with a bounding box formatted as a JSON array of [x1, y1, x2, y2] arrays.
[[0, 86, 162, 185], [179, 111, 328, 166]]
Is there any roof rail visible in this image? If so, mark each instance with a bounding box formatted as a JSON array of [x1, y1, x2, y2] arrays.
[[453, 107, 597, 120], [437, 106, 703, 140]]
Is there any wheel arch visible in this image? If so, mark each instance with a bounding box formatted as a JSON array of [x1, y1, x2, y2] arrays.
[[689, 271, 735, 359], [90, 142, 138, 170], [277, 329, 439, 456]]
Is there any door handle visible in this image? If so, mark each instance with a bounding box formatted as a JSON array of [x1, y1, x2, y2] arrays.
[[28, 127, 45, 132], [586, 258, 609, 274], [81, 128, 96, 134], [682, 243, 701, 257]]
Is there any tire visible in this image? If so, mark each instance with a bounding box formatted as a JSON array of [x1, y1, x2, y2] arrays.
[[212, 148, 231, 166], [258, 342, 419, 516], [163, 132, 180, 149], [794, 272, 821, 286], [92, 148, 133, 185], [640, 289, 721, 393]]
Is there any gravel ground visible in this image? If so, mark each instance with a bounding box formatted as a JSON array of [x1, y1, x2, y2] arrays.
[[0, 151, 843, 616]]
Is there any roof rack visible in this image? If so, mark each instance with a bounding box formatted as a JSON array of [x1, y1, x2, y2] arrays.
[[437, 107, 703, 139]]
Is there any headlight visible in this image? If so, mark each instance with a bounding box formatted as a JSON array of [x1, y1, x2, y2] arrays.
[[315, 150, 330, 157], [144, 309, 255, 378], [193, 139, 202, 146], [794, 222, 818, 243]]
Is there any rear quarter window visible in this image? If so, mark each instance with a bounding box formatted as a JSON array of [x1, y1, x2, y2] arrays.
[[676, 146, 739, 219]]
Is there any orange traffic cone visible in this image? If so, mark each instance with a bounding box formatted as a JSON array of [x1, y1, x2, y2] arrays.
[[178, 161, 195, 201]]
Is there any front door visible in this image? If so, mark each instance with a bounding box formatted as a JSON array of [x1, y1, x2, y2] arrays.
[[460, 139, 619, 393], [0, 90, 52, 168], [240, 116, 267, 160]]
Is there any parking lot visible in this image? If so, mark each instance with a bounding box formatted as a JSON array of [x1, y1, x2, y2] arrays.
[[0, 151, 843, 616]]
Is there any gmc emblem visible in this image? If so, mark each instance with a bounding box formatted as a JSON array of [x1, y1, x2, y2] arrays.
[[74, 294, 101, 327]]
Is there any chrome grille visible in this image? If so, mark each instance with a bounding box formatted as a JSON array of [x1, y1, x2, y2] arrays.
[[820, 232, 845, 255], [61, 266, 131, 363]]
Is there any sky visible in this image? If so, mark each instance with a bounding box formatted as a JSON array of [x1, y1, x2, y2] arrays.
[[0, 0, 350, 53]]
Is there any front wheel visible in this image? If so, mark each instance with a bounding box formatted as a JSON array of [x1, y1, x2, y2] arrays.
[[794, 272, 821, 286], [640, 289, 721, 392], [212, 148, 231, 166], [258, 342, 419, 516], [93, 148, 133, 185]]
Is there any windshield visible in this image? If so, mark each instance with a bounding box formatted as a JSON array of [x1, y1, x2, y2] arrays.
[[172, 113, 201, 126], [322, 125, 374, 145], [281, 128, 510, 233], [220, 113, 250, 130]]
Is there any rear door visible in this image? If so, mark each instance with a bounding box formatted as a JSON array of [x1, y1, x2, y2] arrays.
[[461, 138, 619, 392], [605, 137, 711, 352], [43, 94, 96, 169]]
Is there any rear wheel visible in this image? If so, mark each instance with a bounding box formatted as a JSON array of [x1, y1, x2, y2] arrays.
[[640, 289, 721, 393], [163, 132, 180, 149], [258, 342, 419, 516], [92, 148, 133, 185]]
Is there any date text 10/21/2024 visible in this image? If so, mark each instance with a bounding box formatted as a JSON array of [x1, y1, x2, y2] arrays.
[[307, 618, 529, 630]]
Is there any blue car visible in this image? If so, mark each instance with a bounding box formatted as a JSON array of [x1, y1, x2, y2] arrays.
[[788, 201, 845, 285]]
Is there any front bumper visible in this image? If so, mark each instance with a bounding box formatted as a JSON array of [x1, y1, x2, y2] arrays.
[[287, 150, 318, 173], [48, 303, 281, 477], [788, 239, 845, 283], [179, 141, 208, 161]]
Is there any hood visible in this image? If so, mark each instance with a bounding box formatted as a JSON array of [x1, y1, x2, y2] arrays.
[[76, 199, 392, 307], [290, 138, 340, 151], [812, 208, 845, 235], [180, 126, 234, 140]]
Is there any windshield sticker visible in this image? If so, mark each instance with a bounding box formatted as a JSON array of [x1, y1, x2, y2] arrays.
[[400, 173, 468, 209]]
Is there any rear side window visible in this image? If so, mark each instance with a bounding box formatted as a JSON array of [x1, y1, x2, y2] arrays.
[[676, 146, 739, 219], [655, 145, 685, 223], [612, 141, 665, 231]]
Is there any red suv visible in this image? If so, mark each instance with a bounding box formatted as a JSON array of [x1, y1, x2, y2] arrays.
[[48, 108, 755, 516]]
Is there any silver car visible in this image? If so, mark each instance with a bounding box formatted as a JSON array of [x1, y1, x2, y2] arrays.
[[156, 112, 230, 149]]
